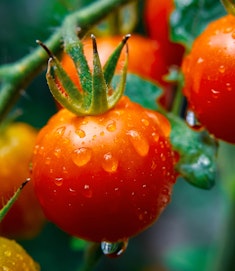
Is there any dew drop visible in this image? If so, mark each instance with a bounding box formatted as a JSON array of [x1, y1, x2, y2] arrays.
[[211, 88, 220, 99], [101, 240, 128, 258], [185, 109, 203, 131], [4, 250, 11, 257], [226, 82, 232, 92], [56, 126, 66, 136], [54, 177, 63, 187], [76, 129, 86, 138], [106, 120, 117, 132], [218, 65, 225, 74], [141, 118, 149, 127], [83, 184, 93, 198], [197, 57, 204, 64], [54, 148, 62, 158], [127, 130, 149, 157], [72, 147, 92, 167], [152, 132, 159, 142], [102, 152, 118, 173]]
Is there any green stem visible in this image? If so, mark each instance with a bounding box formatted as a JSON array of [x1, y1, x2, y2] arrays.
[[208, 142, 235, 271], [0, 0, 134, 122], [220, 0, 235, 15], [79, 243, 103, 271]]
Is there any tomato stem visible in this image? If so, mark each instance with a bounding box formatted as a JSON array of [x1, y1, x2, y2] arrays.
[[0, 0, 134, 122], [220, 0, 235, 15]]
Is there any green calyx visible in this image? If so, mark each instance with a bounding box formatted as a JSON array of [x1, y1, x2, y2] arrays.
[[38, 33, 130, 116]]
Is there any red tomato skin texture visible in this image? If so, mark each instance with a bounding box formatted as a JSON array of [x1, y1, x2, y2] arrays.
[[144, 0, 185, 67], [32, 96, 177, 242], [182, 15, 235, 144]]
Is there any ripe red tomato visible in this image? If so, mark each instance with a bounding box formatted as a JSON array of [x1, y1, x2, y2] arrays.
[[144, 0, 185, 67], [0, 236, 40, 271], [61, 34, 169, 88], [182, 14, 235, 144], [32, 96, 177, 243], [0, 122, 45, 239]]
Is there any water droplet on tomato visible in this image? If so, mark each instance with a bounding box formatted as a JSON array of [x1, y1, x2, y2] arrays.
[[218, 65, 225, 74], [101, 240, 128, 258], [211, 88, 220, 99], [100, 131, 105, 136], [185, 109, 203, 131], [75, 129, 86, 138], [56, 126, 65, 136], [102, 152, 118, 173], [106, 120, 117, 132], [83, 184, 93, 198], [54, 177, 63, 186], [72, 147, 92, 167], [54, 148, 62, 158], [127, 130, 149, 157], [226, 82, 232, 92], [224, 26, 233, 33], [152, 132, 159, 142], [197, 57, 204, 64], [141, 118, 149, 127], [45, 157, 51, 165]]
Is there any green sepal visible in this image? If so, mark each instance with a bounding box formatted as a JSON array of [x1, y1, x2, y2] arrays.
[[43, 34, 130, 116], [0, 179, 29, 222], [103, 34, 130, 85]]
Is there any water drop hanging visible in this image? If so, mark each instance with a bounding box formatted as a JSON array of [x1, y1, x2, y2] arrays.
[[185, 109, 203, 131], [101, 240, 128, 258]]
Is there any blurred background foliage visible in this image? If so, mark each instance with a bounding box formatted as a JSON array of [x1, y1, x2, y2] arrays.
[[0, 0, 234, 270]]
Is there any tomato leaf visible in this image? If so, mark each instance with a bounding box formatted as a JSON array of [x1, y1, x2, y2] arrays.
[[168, 113, 218, 189], [124, 73, 163, 109], [170, 0, 226, 50]]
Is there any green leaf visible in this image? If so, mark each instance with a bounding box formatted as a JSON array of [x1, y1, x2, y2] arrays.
[[124, 73, 163, 110], [169, 113, 218, 189], [70, 237, 88, 251], [171, 0, 226, 50]]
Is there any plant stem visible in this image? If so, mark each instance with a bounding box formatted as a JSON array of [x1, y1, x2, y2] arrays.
[[79, 243, 103, 271], [0, 0, 134, 122], [208, 142, 235, 271]]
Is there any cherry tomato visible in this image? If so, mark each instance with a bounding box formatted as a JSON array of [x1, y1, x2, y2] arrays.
[[0, 122, 45, 239], [144, 0, 185, 67], [182, 14, 235, 144], [0, 236, 40, 271], [32, 96, 177, 243]]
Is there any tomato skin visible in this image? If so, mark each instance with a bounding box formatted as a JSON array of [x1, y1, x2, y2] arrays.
[[0, 236, 40, 271], [144, 0, 185, 67], [0, 123, 45, 239], [32, 96, 177, 242], [61, 34, 169, 87], [182, 15, 235, 144]]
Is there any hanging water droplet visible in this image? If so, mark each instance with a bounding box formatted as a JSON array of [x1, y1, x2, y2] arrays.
[[226, 82, 232, 92], [106, 120, 117, 132], [102, 152, 118, 173], [72, 147, 92, 167], [101, 240, 128, 258], [127, 130, 149, 157], [185, 109, 203, 131]]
